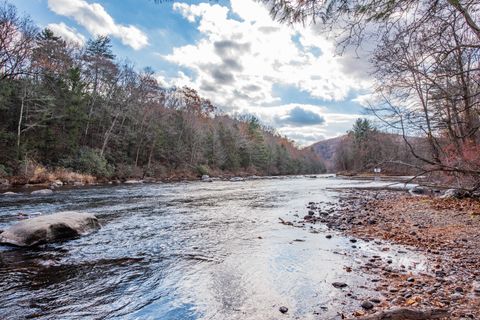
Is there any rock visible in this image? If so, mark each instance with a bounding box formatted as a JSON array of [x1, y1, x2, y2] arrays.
[[3, 191, 18, 195], [0, 178, 10, 186], [325, 234, 332, 239], [124, 180, 143, 184], [370, 298, 381, 304], [308, 210, 315, 216], [450, 293, 462, 300], [358, 308, 449, 320], [52, 180, 63, 187], [229, 177, 244, 182], [350, 238, 357, 243], [409, 186, 427, 195], [0, 211, 101, 247], [441, 188, 469, 199], [73, 181, 85, 186], [332, 282, 348, 289], [361, 301, 374, 310], [279, 306, 288, 314], [407, 277, 415, 282], [435, 270, 446, 278], [31, 189, 53, 195], [201, 175, 213, 182]]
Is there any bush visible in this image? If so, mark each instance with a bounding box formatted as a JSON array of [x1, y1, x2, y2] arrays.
[[115, 164, 143, 179], [196, 164, 209, 176], [0, 164, 10, 177], [62, 147, 114, 178]]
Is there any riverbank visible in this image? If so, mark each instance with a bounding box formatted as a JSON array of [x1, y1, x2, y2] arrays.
[[0, 170, 328, 194], [303, 189, 480, 319]]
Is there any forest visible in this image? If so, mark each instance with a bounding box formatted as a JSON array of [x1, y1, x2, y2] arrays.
[[0, 2, 324, 184]]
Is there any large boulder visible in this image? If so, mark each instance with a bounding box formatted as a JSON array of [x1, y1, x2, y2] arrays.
[[0, 211, 101, 247]]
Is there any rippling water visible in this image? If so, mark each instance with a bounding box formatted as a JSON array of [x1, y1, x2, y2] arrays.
[[0, 176, 423, 319]]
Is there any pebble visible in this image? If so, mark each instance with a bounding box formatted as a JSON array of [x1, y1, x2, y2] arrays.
[[451, 293, 463, 300], [279, 306, 288, 314], [325, 235, 332, 239], [361, 301, 374, 310]]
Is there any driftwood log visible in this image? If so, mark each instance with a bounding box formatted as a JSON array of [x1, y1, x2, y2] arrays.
[[358, 308, 449, 320]]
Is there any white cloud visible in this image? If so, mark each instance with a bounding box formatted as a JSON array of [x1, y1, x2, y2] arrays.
[[47, 22, 85, 45], [236, 103, 364, 146], [47, 0, 148, 50], [164, 1, 370, 106], [161, 0, 373, 143]]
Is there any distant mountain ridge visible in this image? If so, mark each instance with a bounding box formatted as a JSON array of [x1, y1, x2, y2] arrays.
[[308, 135, 345, 172]]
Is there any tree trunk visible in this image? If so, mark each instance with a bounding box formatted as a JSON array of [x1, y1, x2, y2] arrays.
[[100, 111, 119, 156], [16, 85, 27, 158]]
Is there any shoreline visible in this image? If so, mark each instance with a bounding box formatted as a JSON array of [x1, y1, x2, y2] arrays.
[[302, 188, 480, 319], [0, 173, 336, 194]]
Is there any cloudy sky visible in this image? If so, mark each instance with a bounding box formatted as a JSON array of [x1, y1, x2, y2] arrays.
[[14, 0, 373, 146]]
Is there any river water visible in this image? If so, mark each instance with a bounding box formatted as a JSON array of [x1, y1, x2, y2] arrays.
[[0, 176, 424, 320]]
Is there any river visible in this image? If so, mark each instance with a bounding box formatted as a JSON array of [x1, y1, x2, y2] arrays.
[[0, 176, 424, 319]]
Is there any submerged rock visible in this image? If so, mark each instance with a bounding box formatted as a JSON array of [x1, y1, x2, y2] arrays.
[[31, 189, 53, 195], [0, 211, 101, 247], [124, 180, 143, 184], [3, 191, 18, 195]]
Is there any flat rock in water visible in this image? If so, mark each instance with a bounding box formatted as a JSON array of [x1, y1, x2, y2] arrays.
[[332, 282, 348, 289], [0, 211, 101, 247], [124, 180, 143, 184], [31, 189, 53, 195]]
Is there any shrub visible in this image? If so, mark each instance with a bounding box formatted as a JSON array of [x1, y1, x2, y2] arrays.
[[115, 164, 143, 179], [62, 147, 114, 178], [0, 164, 10, 177], [196, 164, 209, 176]]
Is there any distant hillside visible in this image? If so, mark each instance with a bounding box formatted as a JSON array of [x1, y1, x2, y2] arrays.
[[308, 132, 428, 174], [308, 136, 346, 172]]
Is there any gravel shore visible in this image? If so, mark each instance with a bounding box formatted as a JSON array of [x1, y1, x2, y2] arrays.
[[303, 189, 480, 319]]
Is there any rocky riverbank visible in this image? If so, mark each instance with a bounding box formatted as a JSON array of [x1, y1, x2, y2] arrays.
[[301, 189, 480, 319]]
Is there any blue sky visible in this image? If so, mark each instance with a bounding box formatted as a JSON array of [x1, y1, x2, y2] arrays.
[[12, 0, 373, 145]]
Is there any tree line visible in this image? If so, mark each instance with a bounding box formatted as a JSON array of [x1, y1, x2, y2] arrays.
[[0, 2, 325, 182], [333, 118, 427, 175]]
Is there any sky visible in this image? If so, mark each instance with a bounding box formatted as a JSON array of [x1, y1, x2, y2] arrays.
[[12, 0, 373, 146]]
